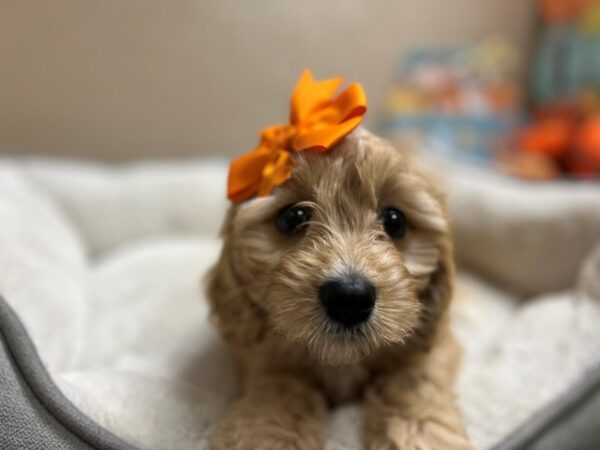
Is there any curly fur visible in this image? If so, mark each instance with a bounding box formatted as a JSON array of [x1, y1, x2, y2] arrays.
[[205, 128, 473, 449]]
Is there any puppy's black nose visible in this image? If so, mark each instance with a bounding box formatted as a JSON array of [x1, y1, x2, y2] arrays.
[[319, 275, 376, 328]]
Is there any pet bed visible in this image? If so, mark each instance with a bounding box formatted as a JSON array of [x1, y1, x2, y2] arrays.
[[1, 157, 600, 449]]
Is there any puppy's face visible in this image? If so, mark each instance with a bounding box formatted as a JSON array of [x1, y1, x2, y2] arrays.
[[212, 129, 452, 365]]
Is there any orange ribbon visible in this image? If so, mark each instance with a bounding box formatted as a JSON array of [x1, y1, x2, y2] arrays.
[[227, 70, 367, 202]]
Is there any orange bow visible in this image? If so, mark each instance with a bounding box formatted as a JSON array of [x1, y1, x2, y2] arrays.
[[227, 70, 367, 202]]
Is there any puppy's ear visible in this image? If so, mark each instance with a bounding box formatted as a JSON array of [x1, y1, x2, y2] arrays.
[[415, 239, 455, 345], [205, 214, 267, 347]]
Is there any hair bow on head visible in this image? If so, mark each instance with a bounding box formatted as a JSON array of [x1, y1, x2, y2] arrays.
[[227, 70, 367, 203]]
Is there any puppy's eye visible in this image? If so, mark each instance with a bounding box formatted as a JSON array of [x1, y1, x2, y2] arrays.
[[276, 204, 312, 235], [379, 207, 406, 239]]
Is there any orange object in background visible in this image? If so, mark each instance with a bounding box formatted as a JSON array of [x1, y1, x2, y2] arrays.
[[517, 117, 573, 157], [517, 111, 600, 179], [569, 116, 600, 176], [540, 0, 591, 23]]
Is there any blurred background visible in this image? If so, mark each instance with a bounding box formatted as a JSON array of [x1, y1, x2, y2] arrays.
[[3, 0, 599, 179], [1, 0, 537, 162]]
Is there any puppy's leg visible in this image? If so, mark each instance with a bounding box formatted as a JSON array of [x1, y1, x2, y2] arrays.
[[365, 342, 472, 450], [209, 373, 327, 450]]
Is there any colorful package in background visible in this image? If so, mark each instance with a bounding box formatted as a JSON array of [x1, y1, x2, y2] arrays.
[[532, 0, 600, 105], [515, 0, 600, 179], [380, 38, 522, 166]]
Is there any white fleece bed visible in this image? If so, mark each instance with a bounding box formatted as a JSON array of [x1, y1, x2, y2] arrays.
[[1, 157, 600, 450]]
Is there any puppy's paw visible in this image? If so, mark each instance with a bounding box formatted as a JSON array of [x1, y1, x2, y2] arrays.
[[367, 417, 473, 450], [209, 417, 324, 450], [209, 430, 322, 450], [209, 375, 327, 450]]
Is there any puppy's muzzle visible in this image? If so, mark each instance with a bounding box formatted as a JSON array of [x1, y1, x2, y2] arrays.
[[319, 275, 376, 328]]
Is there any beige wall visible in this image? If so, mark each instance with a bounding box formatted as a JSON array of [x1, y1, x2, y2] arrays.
[[0, 0, 536, 161]]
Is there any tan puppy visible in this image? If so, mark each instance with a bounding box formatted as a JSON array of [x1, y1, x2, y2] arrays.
[[206, 128, 472, 450]]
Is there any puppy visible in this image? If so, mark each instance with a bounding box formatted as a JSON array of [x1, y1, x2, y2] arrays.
[[206, 128, 472, 450]]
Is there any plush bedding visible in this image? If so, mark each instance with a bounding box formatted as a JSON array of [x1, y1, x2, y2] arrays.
[[1, 157, 600, 449]]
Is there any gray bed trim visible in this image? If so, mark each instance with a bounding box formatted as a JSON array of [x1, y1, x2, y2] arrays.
[[0, 295, 140, 450], [492, 363, 600, 450]]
